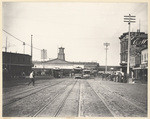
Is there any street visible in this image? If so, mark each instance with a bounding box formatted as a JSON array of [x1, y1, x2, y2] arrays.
[[3, 77, 147, 117]]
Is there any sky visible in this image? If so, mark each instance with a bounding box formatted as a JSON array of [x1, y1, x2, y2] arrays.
[[2, 2, 148, 66]]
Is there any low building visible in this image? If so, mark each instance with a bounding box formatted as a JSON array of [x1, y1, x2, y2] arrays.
[[3, 52, 32, 79], [33, 47, 99, 78]]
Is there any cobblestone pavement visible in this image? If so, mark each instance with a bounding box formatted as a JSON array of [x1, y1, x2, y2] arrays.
[[3, 77, 147, 117]]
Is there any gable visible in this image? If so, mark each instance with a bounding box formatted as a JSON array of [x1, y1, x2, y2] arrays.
[[45, 58, 70, 64]]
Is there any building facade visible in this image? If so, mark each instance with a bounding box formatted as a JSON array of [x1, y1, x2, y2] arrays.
[[119, 31, 148, 82], [33, 47, 99, 78], [133, 48, 148, 83], [3, 52, 32, 79]]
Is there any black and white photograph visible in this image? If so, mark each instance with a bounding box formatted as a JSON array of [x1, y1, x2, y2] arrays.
[[2, 1, 148, 117]]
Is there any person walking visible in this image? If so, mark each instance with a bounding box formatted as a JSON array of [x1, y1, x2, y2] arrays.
[[22, 72, 25, 79], [28, 71, 35, 86]]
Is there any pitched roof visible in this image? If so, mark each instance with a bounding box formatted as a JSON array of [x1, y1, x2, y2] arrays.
[[33, 59, 99, 67], [43, 58, 71, 64]]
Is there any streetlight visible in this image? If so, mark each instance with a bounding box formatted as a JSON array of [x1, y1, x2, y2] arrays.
[[103, 42, 110, 73]]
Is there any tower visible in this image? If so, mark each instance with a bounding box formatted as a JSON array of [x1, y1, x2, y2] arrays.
[[58, 47, 65, 60]]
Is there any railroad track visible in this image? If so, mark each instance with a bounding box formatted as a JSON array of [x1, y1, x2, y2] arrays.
[[87, 80, 147, 117], [3, 79, 67, 107], [4, 79, 66, 99], [78, 80, 81, 117], [91, 80, 147, 113], [86, 81, 115, 117], [32, 79, 78, 117], [99, 83, 147, 113]]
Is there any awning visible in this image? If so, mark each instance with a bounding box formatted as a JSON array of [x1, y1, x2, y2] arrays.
[[133, 67, 148, 70], [133, 67, 141, 70]]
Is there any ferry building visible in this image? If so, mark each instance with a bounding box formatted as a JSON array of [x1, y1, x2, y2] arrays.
[[33, 47, 99, 78]]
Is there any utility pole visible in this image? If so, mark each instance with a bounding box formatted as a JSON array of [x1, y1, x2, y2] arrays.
[[124, 14, 136, 82], [31, 35, 33, 61], [5, 37, 7, 52], [23, 42, 25, 54], [103, 42, 110, 73], [139, 19, 141, 32]]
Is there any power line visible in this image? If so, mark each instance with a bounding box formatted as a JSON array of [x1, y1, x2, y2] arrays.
[[26, 42, 41, 50], [3, 29, 24, 43], [2, 29, 42, 51]]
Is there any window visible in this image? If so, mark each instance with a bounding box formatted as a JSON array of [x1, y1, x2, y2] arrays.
[[123, 43, 125, 51], [121, 43, 123, 52], [124, 54, 125, 62], [146, 53, 148, 61], [123, 54, 125, 61], [141, 54, 143, 62], [126, 42, 128, 50], [144, 54, 146, 62]]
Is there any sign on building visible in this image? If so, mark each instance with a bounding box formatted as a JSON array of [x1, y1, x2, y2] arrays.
[[41, 49, 47, 60]]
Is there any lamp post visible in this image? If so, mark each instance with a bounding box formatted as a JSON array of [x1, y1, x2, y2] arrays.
[[103, 42, 110, 73]]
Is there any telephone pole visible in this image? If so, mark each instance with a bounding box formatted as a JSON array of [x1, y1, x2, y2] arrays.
[[31, 35, 33, 61], [124, 14, 136, 81], [5, 37, 7, 52], [139, 19, 141, 32], [103, 42, 110, 73], [23, 42, 25, 54]]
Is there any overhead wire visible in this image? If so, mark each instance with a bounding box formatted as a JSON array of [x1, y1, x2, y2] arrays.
[[2, 29, 42, 51]]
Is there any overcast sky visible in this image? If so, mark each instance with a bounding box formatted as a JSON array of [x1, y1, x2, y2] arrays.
[[2, 2, 148, 66]]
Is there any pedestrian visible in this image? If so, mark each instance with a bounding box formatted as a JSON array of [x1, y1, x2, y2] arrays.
[[102, 73, 104, 80], [22, 72, 25, 79], [28, 71, 35, 86]]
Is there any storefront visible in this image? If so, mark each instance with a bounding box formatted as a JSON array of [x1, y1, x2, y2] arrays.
[[133, 63, 148, 83]]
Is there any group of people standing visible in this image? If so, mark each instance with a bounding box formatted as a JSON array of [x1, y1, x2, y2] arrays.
[[101, 72, 125, 83]]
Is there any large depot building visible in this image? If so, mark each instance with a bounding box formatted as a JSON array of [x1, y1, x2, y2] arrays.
[[33, 47, 99, 77]]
